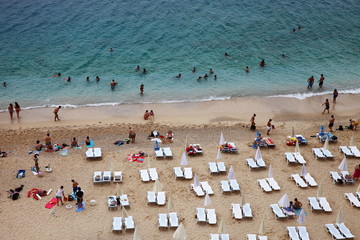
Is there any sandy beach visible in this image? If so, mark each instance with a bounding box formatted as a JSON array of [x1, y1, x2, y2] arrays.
[[1, 94, 360, 240]]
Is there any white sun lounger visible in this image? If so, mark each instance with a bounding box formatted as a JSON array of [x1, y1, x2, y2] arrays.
[[298, 226, 310, 240], [285, 152, 297, 164], [287, 226, 300, 240], [201, 182, 214, 195], [318, 197, 332, 212], [247, 234, 257, 240], [206, 209, 217, 224], [291, 174, 308, 188], [229, 179, 240, 191], [336, 223, 355, 239], [139, 169, 150, 182], [217, 162, 226, 173], [147, 191, 156, 204], [184, 167, 193, 179], [341, 171, 355, 184], [312, 148, 326, 159], [103, 171, 112, 182], [321, 148, 334, 158], [93, 171, 102, 183], [148, 168, 158, 181], [169, 212, 179, 228], [163, 147, 173, 158], [329, 171, 342, 184], [157, 191, 166, 205], [113, 171, 123, 182], [191, 184, 205, 196], [93, 148, 102, 158], [220, 180, 231, 193], [256, 158, 266, 168], [258, 236, 268, 240], [293, 152, 306, 164], [246, 158, 259, 169], [266, 177, 281, 190], [221, 234, 230, 240], [258, 179, 272, 192], [307, 197, 322, 211], [349, 146, 360, 157], [196, 208, 206, 223], [325, 224, 346, 240], [86, 148, 94, 158], [108, 196, 118, 210], [355, 192, 360, 199], [155, 148, 164, 158], [120, 194, 129, 207], [113, 217, 123, 232], [242, 203, 253, 218], [270, 204, 287, 219], [304, 173, 317, 186], [173, 167, 184, 178], [231, 203, 243, 219], [344, 193, 360, 207], [210, 234, 220, 240], [339, 146, 354, 157], [209, 162, 219, 174], [124, 216, 135, 231], [158, 213, 168, 228]]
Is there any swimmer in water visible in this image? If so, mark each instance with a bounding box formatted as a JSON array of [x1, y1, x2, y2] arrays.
[[136, 65, 140, 71], [281, 54, 286, 58], [197, 76, 202, 82], [259, 59, 265, 67], [110, 80, 118, 90], [297, 25, 302, 30], [214, 75, 217, 80], [66, 77, 71, 82], [292, 28, 296, 32], [86, 76, 90, 82], [204, 73, 208, 78], [245, 66, 249, 72], [109, 48, 113, 52], [175, 74, 181, 78], [192, 67, 196, 73], [3, 82, 6, 87], [96, 76, 100, 82], [209, 68, 214, 74], [143, 68, 147, 74], [224, 52, 229, 57]]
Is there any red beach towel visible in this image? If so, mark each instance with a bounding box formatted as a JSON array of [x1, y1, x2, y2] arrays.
[[45, 198, 58, 209]]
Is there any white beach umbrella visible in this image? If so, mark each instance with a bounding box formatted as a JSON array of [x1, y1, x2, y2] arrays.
[[218, 218, 225, 234], [349, 133, 355, 146], [133, 227, 142, 240], [291, 127, 295, 138], [217, 147, 222, 161], [204, 192, 211, 206], [168, 194, 174, 211], [240, 194, 245, 207], [173, 222, 186, 240], [338, 156, 348, 171], [317, 184, 323, 198], [116, 183, 124, 196], [147, 157, 151, 169], [153, 179, 163, 192], [122, 206, 129, 218], [297, 209, 306, 224], [300, 164, 308, 177], [255, 147, 262, 161], [181, 151, 188, 166], [219, 132, 225, 146], [323, 138, 330, 150], [268, 164, 273, 178], [336, 207, 344, 223], [227, 165, 235, 180], [278, 193, 290, 208], [194, 174, 200, 188], [258, 219, 266, 235], [184, 135, 189, 151], [295, 139, 300, 153]]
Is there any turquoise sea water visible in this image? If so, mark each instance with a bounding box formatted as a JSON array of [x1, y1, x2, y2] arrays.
[[1, 0, 360, 110]]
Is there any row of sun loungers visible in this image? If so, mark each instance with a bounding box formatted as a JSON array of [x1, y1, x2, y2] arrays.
[[312, 148, 334, 159], [158, 212, 179, 228], [155, 147, 173, 158], [139, 168, 158, 182], [209, 162, 227, 174], [196, 208, 217, 224], [94, 171, 122, 183], [220, 142, 238, 154], [257, 178, 280, 192], [220, 180, 241, 193], [191, 182, 214, 196], [339, 146, 360, 157], [86, 148, 102, 159], [287, 226, 310, 240], [210, 234, 230, 240], [344, 193, 360, 208], [147, 191, 166, 205], [246, 158, 266, 169], [291, 174, 317, 188], [173, 167, 193, 179], [231, 203, 253, 219], [325, 223, 355, 239], [284, 152, 306, 164], [307, 197, 332, 212], [247, 234, 268, 240], [112, 216, 135, 232]]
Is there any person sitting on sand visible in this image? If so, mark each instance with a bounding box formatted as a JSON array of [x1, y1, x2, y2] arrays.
[[35, 140, 43, 151], [167, 130, 173, 140], [71, 137, 78, 147], [293, 198, 302, 209], [353, 164, 360, 180], [144, 110, 150, 120], [284, 201, 294, 211], [348, 119, 359, 131], [85, 136, 91, 146]]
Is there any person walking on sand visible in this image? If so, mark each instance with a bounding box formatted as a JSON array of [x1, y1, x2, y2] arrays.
[[53, 106, 61, 121], [250, 114, 256, 130], [129, 127, 136, 143], [322, 99, 330, 114], [318, 74, 325, 88], [8, 103, 14, 120], [34, 154, 40, 173], [333, 89, 338, 103], [329, 115, 335, 132], [307, 76, 314, 89], [56, 186, 65, 206], [140, 84, 144, 95], [71, 179, 78, 195], [266, 119, 272, 135], [14, 102, 21, 118]]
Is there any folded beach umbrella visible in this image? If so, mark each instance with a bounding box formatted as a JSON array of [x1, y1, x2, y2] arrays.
[[194, 174, 200, 188], [217, 147, 222, 161], [116, 183, 124, 196], [218, 218, 225, 234], [338, 156, 348, 171], [295, 139, 300, 153], [268, 164, 273, 178], [184, 135, 188, 151], [297, 209, 306, 224], [255, 147, 262, 161], [258, 219, 266, 235], [219, 132, 225, 146], [357, 184, 360, 193], [240, 194, 245, 207], [227, 165, 235, 180], [181, 151, 188, 166], [153, 179, 163, 192], [173, 222, 186, 240], [168, 194, 174, 211], [122, 206, 129, 218], [204, 192, 211, 206], [300, 164, 308, 177], [291, 127, 295, 138], [133, 227, 142, 240], [323, 138, 330, 150], [317, 184, 323, 198], [278, 193, 290, 208], [147, 157, 151, 169], [349, 133, 355, 146], [336, 207, 344, 223]]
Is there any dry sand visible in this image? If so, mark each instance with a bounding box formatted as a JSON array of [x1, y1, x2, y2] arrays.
[[0, 94, 360, 240]]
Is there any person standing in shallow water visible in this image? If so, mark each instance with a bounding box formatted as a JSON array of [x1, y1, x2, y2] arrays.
[[8, 103, 14, 120], [318, 74, 324, 88], [140, 84, 144, 95], [333, 89, 338, 103], [307, 76, 314, 89]]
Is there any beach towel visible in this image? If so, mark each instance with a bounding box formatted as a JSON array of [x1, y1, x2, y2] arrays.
[[73, 146, 82, 149], [76, 202, 86, 212], [60, 148, 68, 156], [127, 154, 144, 163], [16, 170, 25, 178], [293, 208, 308, 216], [45, 198, 58, 209], [114, 140, 125, 146], [31, 167, 39, 175]]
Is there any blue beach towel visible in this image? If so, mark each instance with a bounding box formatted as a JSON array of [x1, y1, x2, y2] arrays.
[[16, 170, 25, 178], [293, 208, 308, 216], [86, 140, 94, 147], [76, 202, 86, 212]]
